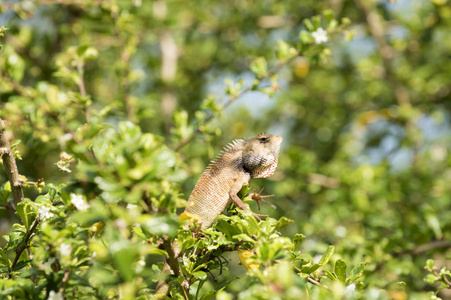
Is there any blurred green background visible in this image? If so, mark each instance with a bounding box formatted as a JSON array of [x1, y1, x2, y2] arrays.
[[1, 0, 451, 298]]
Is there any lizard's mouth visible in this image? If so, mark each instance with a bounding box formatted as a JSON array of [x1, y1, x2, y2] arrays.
[[273, 135, 283, 145]]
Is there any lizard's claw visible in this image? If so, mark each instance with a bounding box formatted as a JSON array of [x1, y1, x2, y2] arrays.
[[252, 212, 269, 222], [249, 188, 276, 210]]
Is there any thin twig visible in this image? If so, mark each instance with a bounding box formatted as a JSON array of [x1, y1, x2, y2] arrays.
[[306, 276, 329, 290], [0, 119, 24, 211], [59, 270, 71, 293], [175, 55, 299, 151], [411, 240, 451, 255], [443, 275, 451, 288], [353, 0, 409, 106], [9, 216, 41, 277]]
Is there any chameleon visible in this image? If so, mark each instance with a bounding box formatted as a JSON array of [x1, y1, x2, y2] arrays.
[[155, 132, 283, 296], [182, 132, 283, 229]]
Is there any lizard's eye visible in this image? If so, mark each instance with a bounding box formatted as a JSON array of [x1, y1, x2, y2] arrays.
[[259, 136, 269, 143]]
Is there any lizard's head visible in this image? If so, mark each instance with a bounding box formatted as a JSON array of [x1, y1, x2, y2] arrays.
[[242, 133, 283, 178]]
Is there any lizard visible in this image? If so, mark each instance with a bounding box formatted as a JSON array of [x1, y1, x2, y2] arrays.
[[183, 132, 283, 229], [155, 132, 283, 296]]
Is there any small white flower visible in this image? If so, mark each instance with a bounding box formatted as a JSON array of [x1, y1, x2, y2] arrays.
[[126, 204, 138, 210], [56, 152, 73, 173], [345, 283, 357, 297], [346, 283, 356, 291], [70, 193, 90, 211], [59, 243, 72, 257], [92, 251, 97, 258], [41, 258, 55, 274], [60, 152, 72, 160], [58, 134, 73, 143], [311, 27, 328, 44], [47, 290, 63, 300], [56, 161, 72, 172], [38, 206, 54, 220]]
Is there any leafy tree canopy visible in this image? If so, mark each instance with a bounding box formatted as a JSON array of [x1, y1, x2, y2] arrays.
[[0, 0, 450, 299]]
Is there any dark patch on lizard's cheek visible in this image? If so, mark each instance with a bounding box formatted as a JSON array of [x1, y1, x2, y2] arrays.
[[242, 154, 266, 173]]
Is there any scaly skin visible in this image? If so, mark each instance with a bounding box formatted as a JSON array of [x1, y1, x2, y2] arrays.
[[184, 132, 283, 229], [155, 133, 283, 296]]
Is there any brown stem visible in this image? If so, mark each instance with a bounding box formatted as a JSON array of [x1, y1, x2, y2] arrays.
[[306, 276, 329, 290], [175, 55, 299, 151], [410, 240, 451, 255], [59, 270, 71, 293], [353, 0, 409, 106], [9, 216, 40, 277], [0, 119, 24, 211]]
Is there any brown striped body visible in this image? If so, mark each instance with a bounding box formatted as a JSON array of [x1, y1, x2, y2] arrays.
[[184, 133, 282, 229]]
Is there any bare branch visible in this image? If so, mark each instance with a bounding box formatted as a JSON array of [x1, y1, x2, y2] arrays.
[[0, 119, 24, 210], [59, 270, 71, 293], [306, 276, 330, 290], [411, 240, 451, 256], [353, 0, 410, 106]]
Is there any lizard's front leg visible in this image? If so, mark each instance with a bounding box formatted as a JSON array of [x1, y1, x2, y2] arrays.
[[229, 178, 268, 221]]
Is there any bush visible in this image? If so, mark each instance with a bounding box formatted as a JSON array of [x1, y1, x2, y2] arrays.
[[1, 1, 450, 299]]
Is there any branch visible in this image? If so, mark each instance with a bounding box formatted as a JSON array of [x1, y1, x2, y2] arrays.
[[155, 238, 188, 298], [353, 0, 410, 106], [59, 270, 71, 293], [443, 274, 451, 289], [9, 216, 40, 277], [175, 55, 299, 151], [305, 275, 330, 291], [0, 119, 24, 211], [411, 240, 451, 256]]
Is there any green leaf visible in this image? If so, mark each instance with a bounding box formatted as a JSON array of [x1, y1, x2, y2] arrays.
[[12, 259, 31, 272], [250, 57, 268, 78], [232, 234, 256, 244], [335, 259, 347, 283], [258, 86, 277, 97], [141, 216, 179, 237], [299, 31, 314, 44], [0, 182, 11, 206], [323, 270, 338, 281], [131, 225, 149, 240], [277, 40, 296, 62], [426, 259, 434, 270], [111, 241, 139, 282], [193, 271, 207, 281], [318, 245, 334, 266], [15, 201, 37, 231], [0, 248, 10, 269], [10, 140, 21, 149], [238, 183, 251, 199], [274, 217, 294, 230], [424, 274, 436, 284], [304, 263, 320, 274], [303, 19, 314, 31], [48, 187, 57, 202], [293, 233, 305, 250], [323, 10, 334, 23], [346, 262, 368, 285]]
